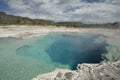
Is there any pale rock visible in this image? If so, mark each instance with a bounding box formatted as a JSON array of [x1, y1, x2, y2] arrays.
[[33, 61, 120, 80]]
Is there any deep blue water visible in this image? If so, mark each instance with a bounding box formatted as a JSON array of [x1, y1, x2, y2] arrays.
[[17, 33, 108, 69], [0, 32, 108, 80], [46, 33, 108, 69]]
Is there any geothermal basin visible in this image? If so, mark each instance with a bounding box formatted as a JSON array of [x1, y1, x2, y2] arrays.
[[0, 32, 112, 80]]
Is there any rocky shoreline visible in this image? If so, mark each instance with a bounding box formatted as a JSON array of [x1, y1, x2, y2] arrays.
[[33, 61, 120, 80]]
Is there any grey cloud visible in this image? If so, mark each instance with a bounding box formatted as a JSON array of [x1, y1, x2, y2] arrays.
[[6, 0, 120, 23]]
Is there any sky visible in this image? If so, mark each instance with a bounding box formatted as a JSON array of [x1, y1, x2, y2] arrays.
[[0, 0, 120, 24]]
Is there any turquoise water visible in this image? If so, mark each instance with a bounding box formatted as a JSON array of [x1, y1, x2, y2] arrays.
[[0, 33, 108, 80]]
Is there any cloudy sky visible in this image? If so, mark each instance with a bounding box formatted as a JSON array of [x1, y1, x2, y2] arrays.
[[0, 0, 120, 23]]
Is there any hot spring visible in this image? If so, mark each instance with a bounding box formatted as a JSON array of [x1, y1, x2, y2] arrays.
[[0, 33, 108, 80]]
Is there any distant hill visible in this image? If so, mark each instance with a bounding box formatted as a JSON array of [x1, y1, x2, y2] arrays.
[[0, 12, 55, 25], [0, 11, 120, 28]]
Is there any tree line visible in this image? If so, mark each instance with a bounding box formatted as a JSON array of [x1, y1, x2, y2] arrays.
[[0, 11, 120, 29]]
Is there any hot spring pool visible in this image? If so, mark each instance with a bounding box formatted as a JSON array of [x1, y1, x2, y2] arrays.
[[0, 33, 108, 80]]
